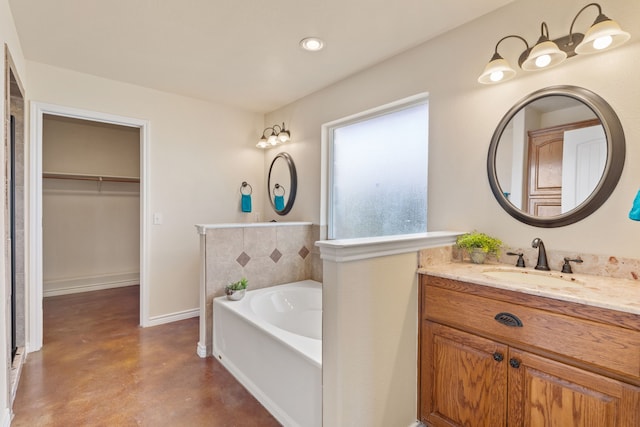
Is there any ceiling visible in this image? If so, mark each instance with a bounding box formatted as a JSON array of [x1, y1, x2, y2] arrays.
[[10, 0, 514, 113]]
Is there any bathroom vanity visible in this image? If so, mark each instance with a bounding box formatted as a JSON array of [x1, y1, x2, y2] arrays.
[[418, 264, 640, 426]]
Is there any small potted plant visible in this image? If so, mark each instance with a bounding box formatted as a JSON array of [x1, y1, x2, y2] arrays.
[[225, 277, 248, 301], [456, 231, 502, 264]]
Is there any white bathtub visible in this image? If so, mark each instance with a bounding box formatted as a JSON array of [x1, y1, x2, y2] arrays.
[[213, 280, 322, 427]]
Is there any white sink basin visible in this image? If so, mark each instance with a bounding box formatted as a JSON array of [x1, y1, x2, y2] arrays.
[[482, 268, 583, 287]]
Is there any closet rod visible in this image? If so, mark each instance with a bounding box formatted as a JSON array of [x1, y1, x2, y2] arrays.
[[42, 172, 140, 183]]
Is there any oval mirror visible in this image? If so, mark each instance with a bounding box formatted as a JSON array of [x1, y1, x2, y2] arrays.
[[268, 152, 297, 215], [487, 86, 625, 227]]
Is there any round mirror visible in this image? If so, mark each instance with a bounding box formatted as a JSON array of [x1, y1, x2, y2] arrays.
[[487, 86, 625, 227], [268, 152, 297, 215]]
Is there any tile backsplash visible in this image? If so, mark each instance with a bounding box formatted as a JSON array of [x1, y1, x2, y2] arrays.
[[205, 223, 322, 291], [497, 247, 640, 281]]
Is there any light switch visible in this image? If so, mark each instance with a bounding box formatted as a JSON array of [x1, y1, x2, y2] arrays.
[[153, 212, 163, 225]]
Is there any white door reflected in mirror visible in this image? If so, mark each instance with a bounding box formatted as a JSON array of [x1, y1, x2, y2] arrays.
[[562, 125, 606, 213]]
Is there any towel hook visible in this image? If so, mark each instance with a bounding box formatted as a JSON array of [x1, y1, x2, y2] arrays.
[[273, 183, 286, 197], [240, 181, 253, 195]]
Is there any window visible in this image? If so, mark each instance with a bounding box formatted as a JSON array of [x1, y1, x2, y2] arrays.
[[328, 96, 429, 239]]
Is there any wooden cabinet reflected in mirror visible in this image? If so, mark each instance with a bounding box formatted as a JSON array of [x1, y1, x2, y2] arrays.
[[488, 86, 625, 228]]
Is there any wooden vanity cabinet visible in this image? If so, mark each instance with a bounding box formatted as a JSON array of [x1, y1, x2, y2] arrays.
[[418, 274, 640, 427]]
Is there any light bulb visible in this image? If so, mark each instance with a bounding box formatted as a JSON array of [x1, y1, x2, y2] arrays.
[[306, 40, 321, 50], [535, 54, 551, 68], [278, 132, 290, 143], [490, 71, 504, 82], [477, 54, 516, 84], [593, 35, 612, 50]]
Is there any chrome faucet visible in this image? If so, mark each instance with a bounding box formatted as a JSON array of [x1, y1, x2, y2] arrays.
[[531, 238, 550, 271]]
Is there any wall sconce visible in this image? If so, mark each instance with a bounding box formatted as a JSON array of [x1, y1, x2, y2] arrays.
[[478, 3, 630, 84], [257, 123, 291, 148]]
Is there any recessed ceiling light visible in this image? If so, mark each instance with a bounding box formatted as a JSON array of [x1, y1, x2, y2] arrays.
[[300, 37, 325, 52]]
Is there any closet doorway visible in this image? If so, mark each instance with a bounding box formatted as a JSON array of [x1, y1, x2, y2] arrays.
[[42, 115, 140, 300], [29, 104, 149, 352]]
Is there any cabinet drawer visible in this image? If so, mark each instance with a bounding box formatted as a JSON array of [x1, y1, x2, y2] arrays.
[[424, 283, 640, 380]]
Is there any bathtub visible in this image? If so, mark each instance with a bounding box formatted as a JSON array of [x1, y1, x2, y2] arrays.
[[213, 280, 322, 427]]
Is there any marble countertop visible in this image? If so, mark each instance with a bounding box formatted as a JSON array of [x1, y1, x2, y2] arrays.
[[419, 262, 640, 315]]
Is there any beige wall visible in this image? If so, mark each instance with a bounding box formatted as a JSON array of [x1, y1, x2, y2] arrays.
[[27, 61, 265, 320], [43, 115, 140, 177], [322, 252, 419, 427], [267, 0, 640, 260], [42, 181, 140, 295], [0, 0, 27, 421]]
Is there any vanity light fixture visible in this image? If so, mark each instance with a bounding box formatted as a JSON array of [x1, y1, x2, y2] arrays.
[[478, 2, 630, 84], [257, 123, 291, 149]]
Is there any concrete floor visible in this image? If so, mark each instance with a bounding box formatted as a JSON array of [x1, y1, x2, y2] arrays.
[[11, 285, 280, 426]]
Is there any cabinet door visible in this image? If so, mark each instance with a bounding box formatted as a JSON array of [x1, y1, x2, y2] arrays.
[[421, 322, 508, 426], [508, 348, 640, 426]]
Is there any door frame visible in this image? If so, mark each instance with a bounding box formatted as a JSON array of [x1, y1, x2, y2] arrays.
[[28, 102, 150, 352], [9, 114, 16, 360]]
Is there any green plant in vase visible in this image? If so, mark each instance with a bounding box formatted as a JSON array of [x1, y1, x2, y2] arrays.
[[456, 231, 502, 264], [225, 277, 248, 300]]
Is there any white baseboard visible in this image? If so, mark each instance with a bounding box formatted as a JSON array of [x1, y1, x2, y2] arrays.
[[10, 347, 26, 406], [408, 421, 426, 427], [196, 341, 207, 358], [146, 308, 199, 327], [44, 272, 139, 297], [1, 408, 11, 427]]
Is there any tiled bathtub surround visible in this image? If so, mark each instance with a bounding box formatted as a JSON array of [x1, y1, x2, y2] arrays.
[[195, 222, 322, 356], [419, 245, 640, 282]]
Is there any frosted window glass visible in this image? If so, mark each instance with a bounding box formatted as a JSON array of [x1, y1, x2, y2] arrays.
[[331, 102, 428, 239]]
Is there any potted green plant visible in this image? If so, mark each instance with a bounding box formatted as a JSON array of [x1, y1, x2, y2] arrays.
[[456, 231, 502, 264], [225, 277, 248, 301]]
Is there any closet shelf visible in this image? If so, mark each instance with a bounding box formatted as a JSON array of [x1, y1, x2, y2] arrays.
[[42, 172, 140, 183]]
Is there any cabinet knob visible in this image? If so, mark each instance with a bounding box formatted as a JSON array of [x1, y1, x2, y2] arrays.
[[492, 352, 504, 362], [509, 358, 521, 369]]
